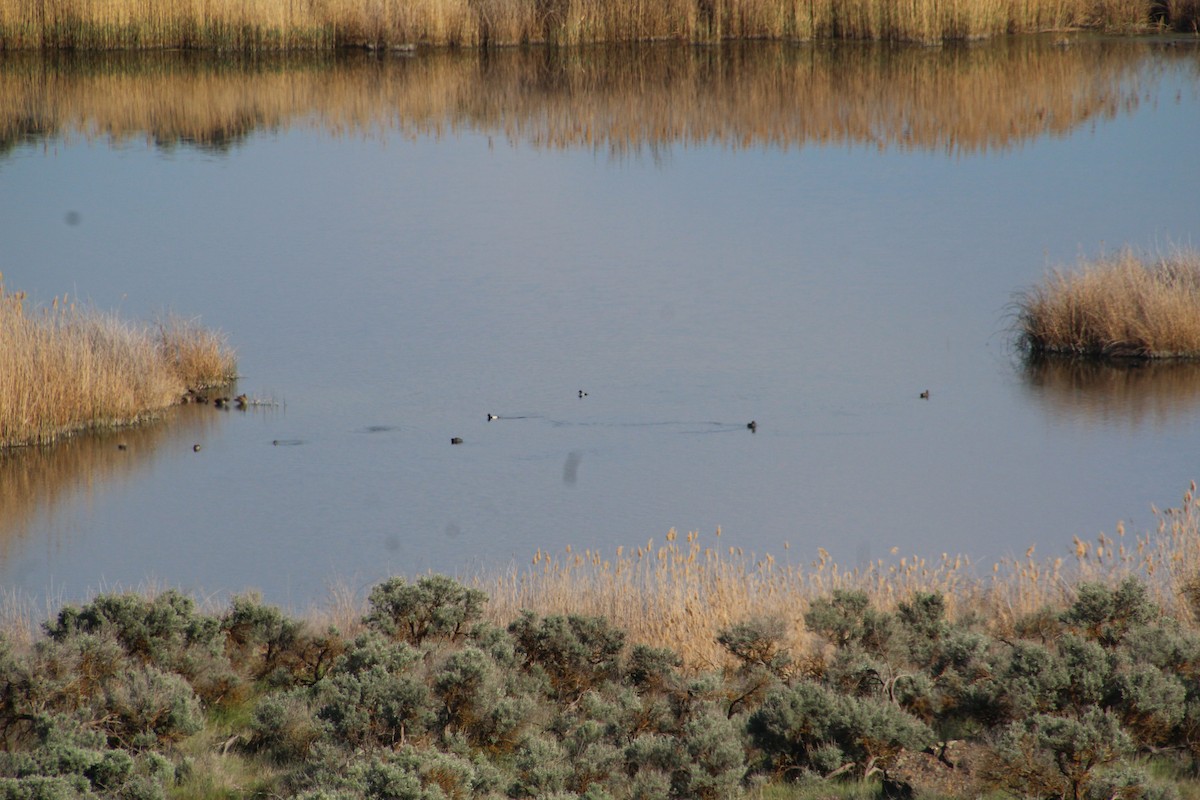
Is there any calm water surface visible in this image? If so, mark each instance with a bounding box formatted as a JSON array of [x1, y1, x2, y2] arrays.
[[1, 40, 1198, 609]]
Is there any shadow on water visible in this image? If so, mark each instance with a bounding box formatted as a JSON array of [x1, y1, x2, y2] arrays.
[[0, 38, 1195, 158], [1022, 356, 1200, 429], [0, 404, 227, 558]]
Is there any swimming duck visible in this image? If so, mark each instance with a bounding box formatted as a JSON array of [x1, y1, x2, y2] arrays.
[[747, 421, 757, 432]]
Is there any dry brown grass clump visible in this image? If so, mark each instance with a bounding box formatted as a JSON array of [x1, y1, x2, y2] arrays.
[[0, 280, 236, 447], [481, 483, 1200, 670], [1018, 249, 1200, 359]]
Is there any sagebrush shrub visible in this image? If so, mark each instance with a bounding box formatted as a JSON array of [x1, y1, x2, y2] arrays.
[[365, 576, 487, 645], [508, 612, 625, 702], [1063, 578, 1158, 648], [316, 633, 434, 748], [747, 679, 934, 778], [985, 709, 1132, 800]]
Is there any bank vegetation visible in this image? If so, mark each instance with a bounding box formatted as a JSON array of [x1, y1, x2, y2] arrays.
[[1018, 249, 1200, 360], [0, 0, 1196, 50], [0, 280, 237, 448], [5, 485, 1200, 798]]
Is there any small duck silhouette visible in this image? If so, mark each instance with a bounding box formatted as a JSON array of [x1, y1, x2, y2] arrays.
[[451, 437, 464, 445], [234, 394, 249, 409], [488, 414, 498, 421], [578, 390, 588, 398], [919, 390, 930, 400], [747, 421, 757, 432]]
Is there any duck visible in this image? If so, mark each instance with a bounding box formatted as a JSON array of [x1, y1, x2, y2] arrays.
[[747, 421, 757, 432], [451, 437, 464, 445], [488, 414, 498, 421], [919, 390, 930, 400]]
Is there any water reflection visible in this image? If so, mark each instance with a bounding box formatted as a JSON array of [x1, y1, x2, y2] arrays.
[[1023, 357, 1200, 430], [0, 39, 1194, 157], [0, 406, 225, 557]]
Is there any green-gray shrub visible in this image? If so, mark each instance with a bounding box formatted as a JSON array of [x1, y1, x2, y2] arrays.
[[747, 679, 934, 778], [1087, 763, 1178, 800], [717, 617, 793, 679], [1063, 579, 1158, 648], [316, 633, 434, 748], [1000, 641, 1068, 720], [1059, 634, 1112, 709], [508, 613, 625, 702], [364, 576, 487, 645], [431, 645, 531, 751], [626, 644, 682, 693], [101, 665, 203, 748], [512, 734, 571, 797], [1109, 660, 1186, 748], [45, 591, 221, 665], [985, 709, 1133, 800], [251, 689, 324, 762]]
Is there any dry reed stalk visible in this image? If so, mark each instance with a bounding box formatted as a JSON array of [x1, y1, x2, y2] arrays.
[[482, 483, 1200, 669], [0, 281, 236, 447], [1018, 249, 1200, 359], [156, 314, 238, 392], [0, 0, 1188, 48]]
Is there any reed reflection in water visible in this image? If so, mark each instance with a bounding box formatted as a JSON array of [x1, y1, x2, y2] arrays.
[[0, 406, 224, 561], [1024, 358, 1200, 431], [1, 39, 1194, 159]]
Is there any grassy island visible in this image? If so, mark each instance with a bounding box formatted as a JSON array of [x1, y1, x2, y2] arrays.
[[4, 488, 1200, 799], [0, 281, 237, 448], [1019, 249, 1200, 360], [0, 0, 1195, 50]]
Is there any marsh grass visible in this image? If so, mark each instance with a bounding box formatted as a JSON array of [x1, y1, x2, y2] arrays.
[[482, 482, 1200, 669], [0, 0, 1193, 49], [0, 281, 236, 447], [1018, 249, 1200, 360]]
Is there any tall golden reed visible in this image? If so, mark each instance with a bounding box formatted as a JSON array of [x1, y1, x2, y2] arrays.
[[1018, 249, 1200, 359], [0, 280, 236, 447], [481, 483, 1200, 670], [0, 0, 1192, 49]]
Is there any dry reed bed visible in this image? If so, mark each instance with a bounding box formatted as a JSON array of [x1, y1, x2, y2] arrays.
[[1018, 249, 1200, 359], [0, 40, 1180, 157], [480, 483, 1200, 669], [0, 282, 236, 447], [0, 0, 1195, 48]]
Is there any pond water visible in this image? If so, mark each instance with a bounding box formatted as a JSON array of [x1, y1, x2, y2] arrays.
[[1, 39, 1199, 610]]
